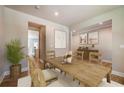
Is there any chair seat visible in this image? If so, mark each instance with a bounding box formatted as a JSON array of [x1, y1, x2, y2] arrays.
[[42, 69, 58, 82], [17, 76, 31, 87]]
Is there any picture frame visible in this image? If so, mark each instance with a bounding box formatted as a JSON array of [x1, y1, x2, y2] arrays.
[[88, 31, 99, 45], [80, 33, 88, 45]]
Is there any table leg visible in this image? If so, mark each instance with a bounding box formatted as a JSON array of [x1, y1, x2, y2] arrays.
[[64, 72, 66, 76], [73, 78, 75, 81], [79, 82, 89, 87], [107, 70, 111, 83]]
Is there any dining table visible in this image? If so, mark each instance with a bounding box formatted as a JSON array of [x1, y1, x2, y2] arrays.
[[45, 57, 111, 87]]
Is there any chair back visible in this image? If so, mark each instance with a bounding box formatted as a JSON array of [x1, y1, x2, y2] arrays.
[[27, 56, 35, 76], [32, 68, 46, 87], [75, 51, 84, 60], [27, 56, 46, 87], [89, 52, 101, 63], [46, 50, 55, 60]]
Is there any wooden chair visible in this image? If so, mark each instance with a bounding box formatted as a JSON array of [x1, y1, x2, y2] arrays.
[[46, 50, 55, 59], [45, 50, 55, 68], [27, 56, 57, 84], [89, 52, 102, 63], [74, 51, 84, 60]]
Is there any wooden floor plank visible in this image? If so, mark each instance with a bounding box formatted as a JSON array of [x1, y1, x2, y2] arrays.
[[0, 71, 124, 87]]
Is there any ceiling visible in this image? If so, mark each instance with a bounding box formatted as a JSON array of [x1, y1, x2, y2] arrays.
[[6, 5, 121, 26]]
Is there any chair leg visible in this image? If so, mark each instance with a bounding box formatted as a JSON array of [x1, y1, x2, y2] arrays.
[[64, 72, 66, 76], [78, 81, 80, 85], [73, 78, 75, 81], [54, 67, 56, 70]]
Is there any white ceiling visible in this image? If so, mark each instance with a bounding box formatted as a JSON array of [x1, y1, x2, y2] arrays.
[[6, 5, 121, 26]]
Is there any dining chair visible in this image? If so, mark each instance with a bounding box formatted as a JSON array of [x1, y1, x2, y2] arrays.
[[18, 68, 71, 87], [32, 68, 76, 87], [46, 50, 55, 59], [32, 68, 47, 87], [45, 50, 55, 69], [27, 56, 57, 83], [89, 52, 102, 63], [74, 51, 84, 60]]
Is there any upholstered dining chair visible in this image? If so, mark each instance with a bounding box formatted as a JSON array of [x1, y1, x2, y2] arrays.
[[32, 68, 47, 87], [27, 56, 57, 83], [18, 67, 72, 87], [89, 52, 102, 63]]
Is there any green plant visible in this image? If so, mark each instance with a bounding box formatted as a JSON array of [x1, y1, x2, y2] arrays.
[[6, 39, 25, 65]]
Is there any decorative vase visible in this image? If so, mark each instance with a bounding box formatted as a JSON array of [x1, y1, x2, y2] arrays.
[[10, 64, 21, 79]]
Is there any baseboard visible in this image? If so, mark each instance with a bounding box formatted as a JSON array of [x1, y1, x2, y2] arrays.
[[0, 67, 28, 84], [112, 70, 124, 77]]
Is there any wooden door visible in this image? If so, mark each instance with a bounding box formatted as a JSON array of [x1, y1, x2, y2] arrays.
[[39, 25, 46, 60]]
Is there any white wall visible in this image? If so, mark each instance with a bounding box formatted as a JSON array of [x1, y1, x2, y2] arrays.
[[71, 34, 80, 52], [0, 6, 5, 75], [71, 28, 112, 61], [97, 28, 112, 61], [70, 6, 124, 73], [3, 7, 69, 71]]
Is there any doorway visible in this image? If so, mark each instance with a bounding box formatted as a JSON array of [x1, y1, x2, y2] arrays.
[[28, 22, 46, 60], [28, 29, 39, 56]]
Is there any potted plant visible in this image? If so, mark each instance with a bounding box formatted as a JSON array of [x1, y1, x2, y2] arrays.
[[6, 39, 24, 79]]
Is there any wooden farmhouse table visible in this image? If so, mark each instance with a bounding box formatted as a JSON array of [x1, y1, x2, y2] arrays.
[[45, 57, 111, 87]]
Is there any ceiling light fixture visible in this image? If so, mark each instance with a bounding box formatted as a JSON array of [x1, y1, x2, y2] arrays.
[[54, 11, 59, 16], [73, 30, 76, 33]]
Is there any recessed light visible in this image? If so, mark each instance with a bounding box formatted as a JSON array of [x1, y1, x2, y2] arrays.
[[99, 22, 103, 25], [54, 12, 59, 16], [73, 30, 76, 33]]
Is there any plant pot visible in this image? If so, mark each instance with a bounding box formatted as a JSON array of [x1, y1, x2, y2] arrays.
[[10, 64, 21, 79]]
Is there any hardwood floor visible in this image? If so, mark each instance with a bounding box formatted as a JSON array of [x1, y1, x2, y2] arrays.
[[111, 74, 124, 85], [0, 71, 28, 87], [0, 71, 124, 87]]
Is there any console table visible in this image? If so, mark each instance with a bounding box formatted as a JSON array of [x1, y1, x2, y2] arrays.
[[77, 47, 98, 60]]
